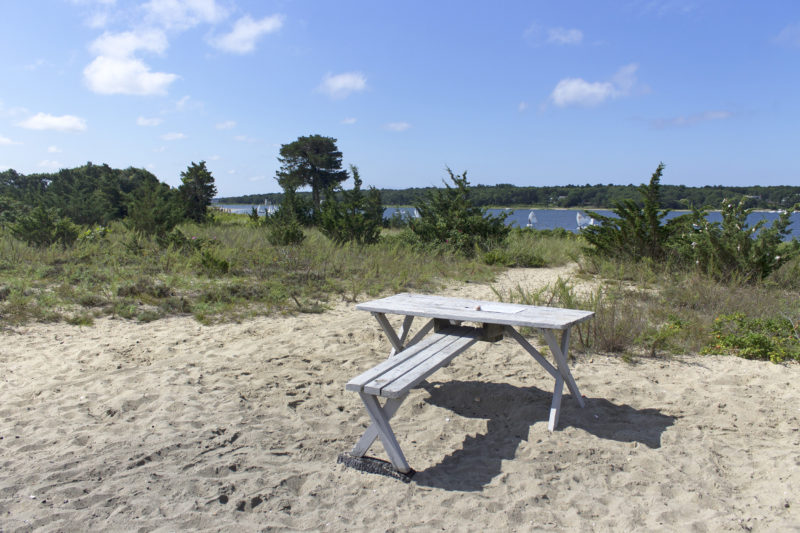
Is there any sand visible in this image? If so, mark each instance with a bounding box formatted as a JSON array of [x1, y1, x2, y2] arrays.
[[1, 265, 799, 532]]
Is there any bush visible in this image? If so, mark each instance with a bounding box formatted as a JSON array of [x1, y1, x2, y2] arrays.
[[583, 163, 691, 262], [125, 181, 183, 239], [267, 218, 305, 245], [11, 206, 80, 248], [703, 312, 800, 363], [320, 166, 383, 245], [411, 168, 509, 256], [678, 199, 799, 282]]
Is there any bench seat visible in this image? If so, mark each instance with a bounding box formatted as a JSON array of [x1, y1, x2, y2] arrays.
[[347, 326, 481, 399]]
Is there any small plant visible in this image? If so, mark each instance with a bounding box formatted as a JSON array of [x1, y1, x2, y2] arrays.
[[703, 312, 800, 363]]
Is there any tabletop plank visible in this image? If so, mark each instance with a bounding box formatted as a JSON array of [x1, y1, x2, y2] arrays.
[[356, 293, 593, 330]]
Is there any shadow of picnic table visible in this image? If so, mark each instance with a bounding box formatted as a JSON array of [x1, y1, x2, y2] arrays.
[[412, 380, 677, 492]]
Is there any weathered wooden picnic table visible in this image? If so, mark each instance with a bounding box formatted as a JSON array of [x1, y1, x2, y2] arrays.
[[341, 293, 594, 478]]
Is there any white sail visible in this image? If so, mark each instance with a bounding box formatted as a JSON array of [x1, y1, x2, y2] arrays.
[[527, 210, 537, 227], [576, 212, 588, 229]]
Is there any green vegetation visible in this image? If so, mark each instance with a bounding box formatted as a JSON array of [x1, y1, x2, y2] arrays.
[[1, 149, 798, 364], [219, 182, 800, 211]]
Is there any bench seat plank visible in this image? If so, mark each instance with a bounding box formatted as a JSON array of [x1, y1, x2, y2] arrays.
[[347, 326, 480, 399]]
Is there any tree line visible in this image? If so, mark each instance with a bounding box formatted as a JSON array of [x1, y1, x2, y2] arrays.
[[219, 182, 800, 210]]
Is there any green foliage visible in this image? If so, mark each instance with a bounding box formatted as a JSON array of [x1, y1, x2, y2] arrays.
[[583, 163, 691, 261], [410, 168, 510, 256], [179, 161, 217, 223], [704, 312, 800, 362], [678, 199, 799, 282], [125, 180, 183, 239], [10, 206, 80, 248], [276, 134, 348, 216], [319, 165, 383, 245], [267, 218, 306, 246]]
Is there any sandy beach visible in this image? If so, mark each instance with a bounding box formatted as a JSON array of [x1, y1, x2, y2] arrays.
[[1, 265, 798, 532]]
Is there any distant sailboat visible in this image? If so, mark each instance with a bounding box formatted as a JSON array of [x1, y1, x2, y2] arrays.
[[576, 212, 590, 229], [526, 210, 537, 228]]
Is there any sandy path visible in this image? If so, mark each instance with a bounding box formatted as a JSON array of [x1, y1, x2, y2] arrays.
[[1, 265, 798, 531]]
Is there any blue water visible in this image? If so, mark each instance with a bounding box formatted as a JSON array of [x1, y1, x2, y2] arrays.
[[215, 204, 800, 240]]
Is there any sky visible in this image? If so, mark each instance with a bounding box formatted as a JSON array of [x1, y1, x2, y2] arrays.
[[1, 0, 799, 197]]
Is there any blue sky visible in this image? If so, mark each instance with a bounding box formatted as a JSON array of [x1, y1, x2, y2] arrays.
[[1, 1, 798, 196]]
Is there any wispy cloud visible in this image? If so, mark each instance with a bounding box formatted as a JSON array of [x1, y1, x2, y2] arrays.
[[547, 27, 583, 45], [318, 72, 367, 99], [341, 117, 357, 125], [550, 63, 639, 107], [0, 135, 20, 145], [211, 14, 284, 54], [137, 116, 163, 126], [216, 120, 236, 130], [385, 122, 411, 132], [774, 22, 800, 47], [234, 134, 257, 143], [651, 110, 732, 129], [525, 23, 583, 46], [161, 132, 185, 140], [48, 145, 62, 153], [38, 159, 61, 170], [18, 113, 87, 132], [518, 101, 529, 112], [142, 0, 228, 30]]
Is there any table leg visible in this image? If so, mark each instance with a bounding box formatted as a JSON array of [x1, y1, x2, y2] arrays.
[[542, 329, 585, 409], [389, 315, 415, 356], [358, 392, 411, 473], [351, 395, 406, 457]]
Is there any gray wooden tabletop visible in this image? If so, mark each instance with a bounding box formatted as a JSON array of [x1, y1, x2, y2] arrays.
[[356, 293, 594, 330]]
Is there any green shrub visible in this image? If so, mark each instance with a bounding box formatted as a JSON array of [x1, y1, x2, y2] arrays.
[[319, 166, 383, 245], [703, 312, 800, 362], [679, 199, 799, 282], [411, 168, 509, 256], [11, 206, 80, 248], [125, 181, 183, 238], [267, 218, 305, 245], [583, 163, 691, 262]]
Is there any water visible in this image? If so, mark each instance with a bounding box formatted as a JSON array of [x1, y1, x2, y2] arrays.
[[215, 204, 800, 240]]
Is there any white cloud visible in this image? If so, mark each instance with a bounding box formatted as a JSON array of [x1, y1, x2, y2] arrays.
[[518, 101, 529, 112], [85, 30, 177, 95], [84, 56, 178, 95], [90, 29, 168, 57], [318, 72, 367, 99], [143, 0, 228, 30], [550, 63, 639, 107], [161, 132, 185, 140], [38, 160, 61, 170], [0, 135, 20, 145], [234, 134, 257, 143], [385, 122, 411, 132], [216, 120, 236, 129], [525, 23, 583, 46], [48, 145, 62, 153], [18, 112, 87, 132], [547, 27, 583, 45], [651, 110, 732, 128], [774, 22, 800, 47], [137, 116, 163, 126], [341, 117, 357, 125], [211, 14, 284, 53]]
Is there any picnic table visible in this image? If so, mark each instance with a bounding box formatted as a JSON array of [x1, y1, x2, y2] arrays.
[[341, 292, 594, 478]]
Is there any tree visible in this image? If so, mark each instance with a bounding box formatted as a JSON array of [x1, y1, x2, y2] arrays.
[[275, 135, 348, 217], [179, 161, 217, 223], [411, 168, 510, 256], [319, 165, 383, 245], [583, 163, 691, 262]]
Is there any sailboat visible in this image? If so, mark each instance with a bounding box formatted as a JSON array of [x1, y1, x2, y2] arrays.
[[576, 212, 589, 229], [526, 210, 537, 228]]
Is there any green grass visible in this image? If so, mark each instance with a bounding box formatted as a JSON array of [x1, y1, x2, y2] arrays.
[[0, 218, 502, 327]]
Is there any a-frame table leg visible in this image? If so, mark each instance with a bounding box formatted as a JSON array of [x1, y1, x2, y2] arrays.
[[351, 395, 406, 457], [358, 392, 411, 473]]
